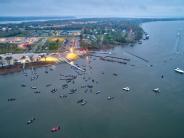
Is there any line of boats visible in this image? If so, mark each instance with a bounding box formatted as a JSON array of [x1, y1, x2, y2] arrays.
[[122, 87, 160, 93]]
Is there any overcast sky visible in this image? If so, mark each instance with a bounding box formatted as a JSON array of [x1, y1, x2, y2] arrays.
[[0, 0, 184, 17]]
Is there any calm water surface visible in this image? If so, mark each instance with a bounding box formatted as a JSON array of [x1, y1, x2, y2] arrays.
[[0, 21, 184, 138]]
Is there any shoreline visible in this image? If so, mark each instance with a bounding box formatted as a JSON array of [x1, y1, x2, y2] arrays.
[[0, 61, 56, 75], [0, 41, 141, 75]]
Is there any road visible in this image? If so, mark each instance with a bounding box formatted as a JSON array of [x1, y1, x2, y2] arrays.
[[29, 37, 47, 53], [63, 37, 80, 50]]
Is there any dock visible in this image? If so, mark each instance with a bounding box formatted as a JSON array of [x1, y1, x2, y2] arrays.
[[125, 51, 149, 63], [59, 57, 85, 72]]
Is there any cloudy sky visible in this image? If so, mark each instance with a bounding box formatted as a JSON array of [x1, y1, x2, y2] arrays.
[[0, 0, 184, 17]]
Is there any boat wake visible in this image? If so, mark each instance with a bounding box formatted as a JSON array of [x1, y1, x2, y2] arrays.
[[174, 32, 183, 54]]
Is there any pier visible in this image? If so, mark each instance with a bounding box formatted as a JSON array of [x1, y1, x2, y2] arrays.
[[104, 56, 130, 61], [90, 54, 128, 64], [125, 51, 149, 63], [59, 57, 85, 72]]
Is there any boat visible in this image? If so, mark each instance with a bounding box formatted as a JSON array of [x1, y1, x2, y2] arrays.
[[31, 77, 35, 81], [45, 71, 48, 74], [69, 91, 75, 94], [8, 98, 16, 101], [27, 120, 32, 125], [46, 84, 52, 87], [51, 126, 60, 132], [174, 68, 184, 74], [153, 88, 160, 93], [77, 99, 84, 103], [70, 89, 77, 93], [138, 41, 142, 44], [96, 91, 101, 94], [51, 88, 57, 93], [130, 43, 134, 47], [31, 86, 37, 89], [87, 85, 93, 88], [107, 96, 114, 100], [49, 65, 56, 71], [62, 84, 68, 89], [60, 95, 67, 98], [23, 73, 28, 76], [34, 91, 40, 94], [122, 87, 130, 91], [113, 73, 118, 76], [21, 84, 26, 87], [81, 100, 87, 106], [145, 34, 150, 39], [27, 117, 36, 125]]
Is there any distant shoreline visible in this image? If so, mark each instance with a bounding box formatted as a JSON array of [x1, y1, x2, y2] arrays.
[[0, 16, 76, 24], [1, 17, 184, 25]]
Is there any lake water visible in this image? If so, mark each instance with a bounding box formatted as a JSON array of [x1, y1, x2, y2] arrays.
[[0, 21, 184, 138]]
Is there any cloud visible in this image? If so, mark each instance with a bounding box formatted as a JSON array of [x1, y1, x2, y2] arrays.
[[0, 0, 184, 17]]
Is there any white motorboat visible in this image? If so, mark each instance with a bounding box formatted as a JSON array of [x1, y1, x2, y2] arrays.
[[122, 87, 130, 91], [153, 88, 160, 93], [174, 68, 184, 74]]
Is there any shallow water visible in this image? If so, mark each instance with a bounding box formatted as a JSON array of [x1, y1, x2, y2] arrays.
[[0, 21, 184, 138]]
